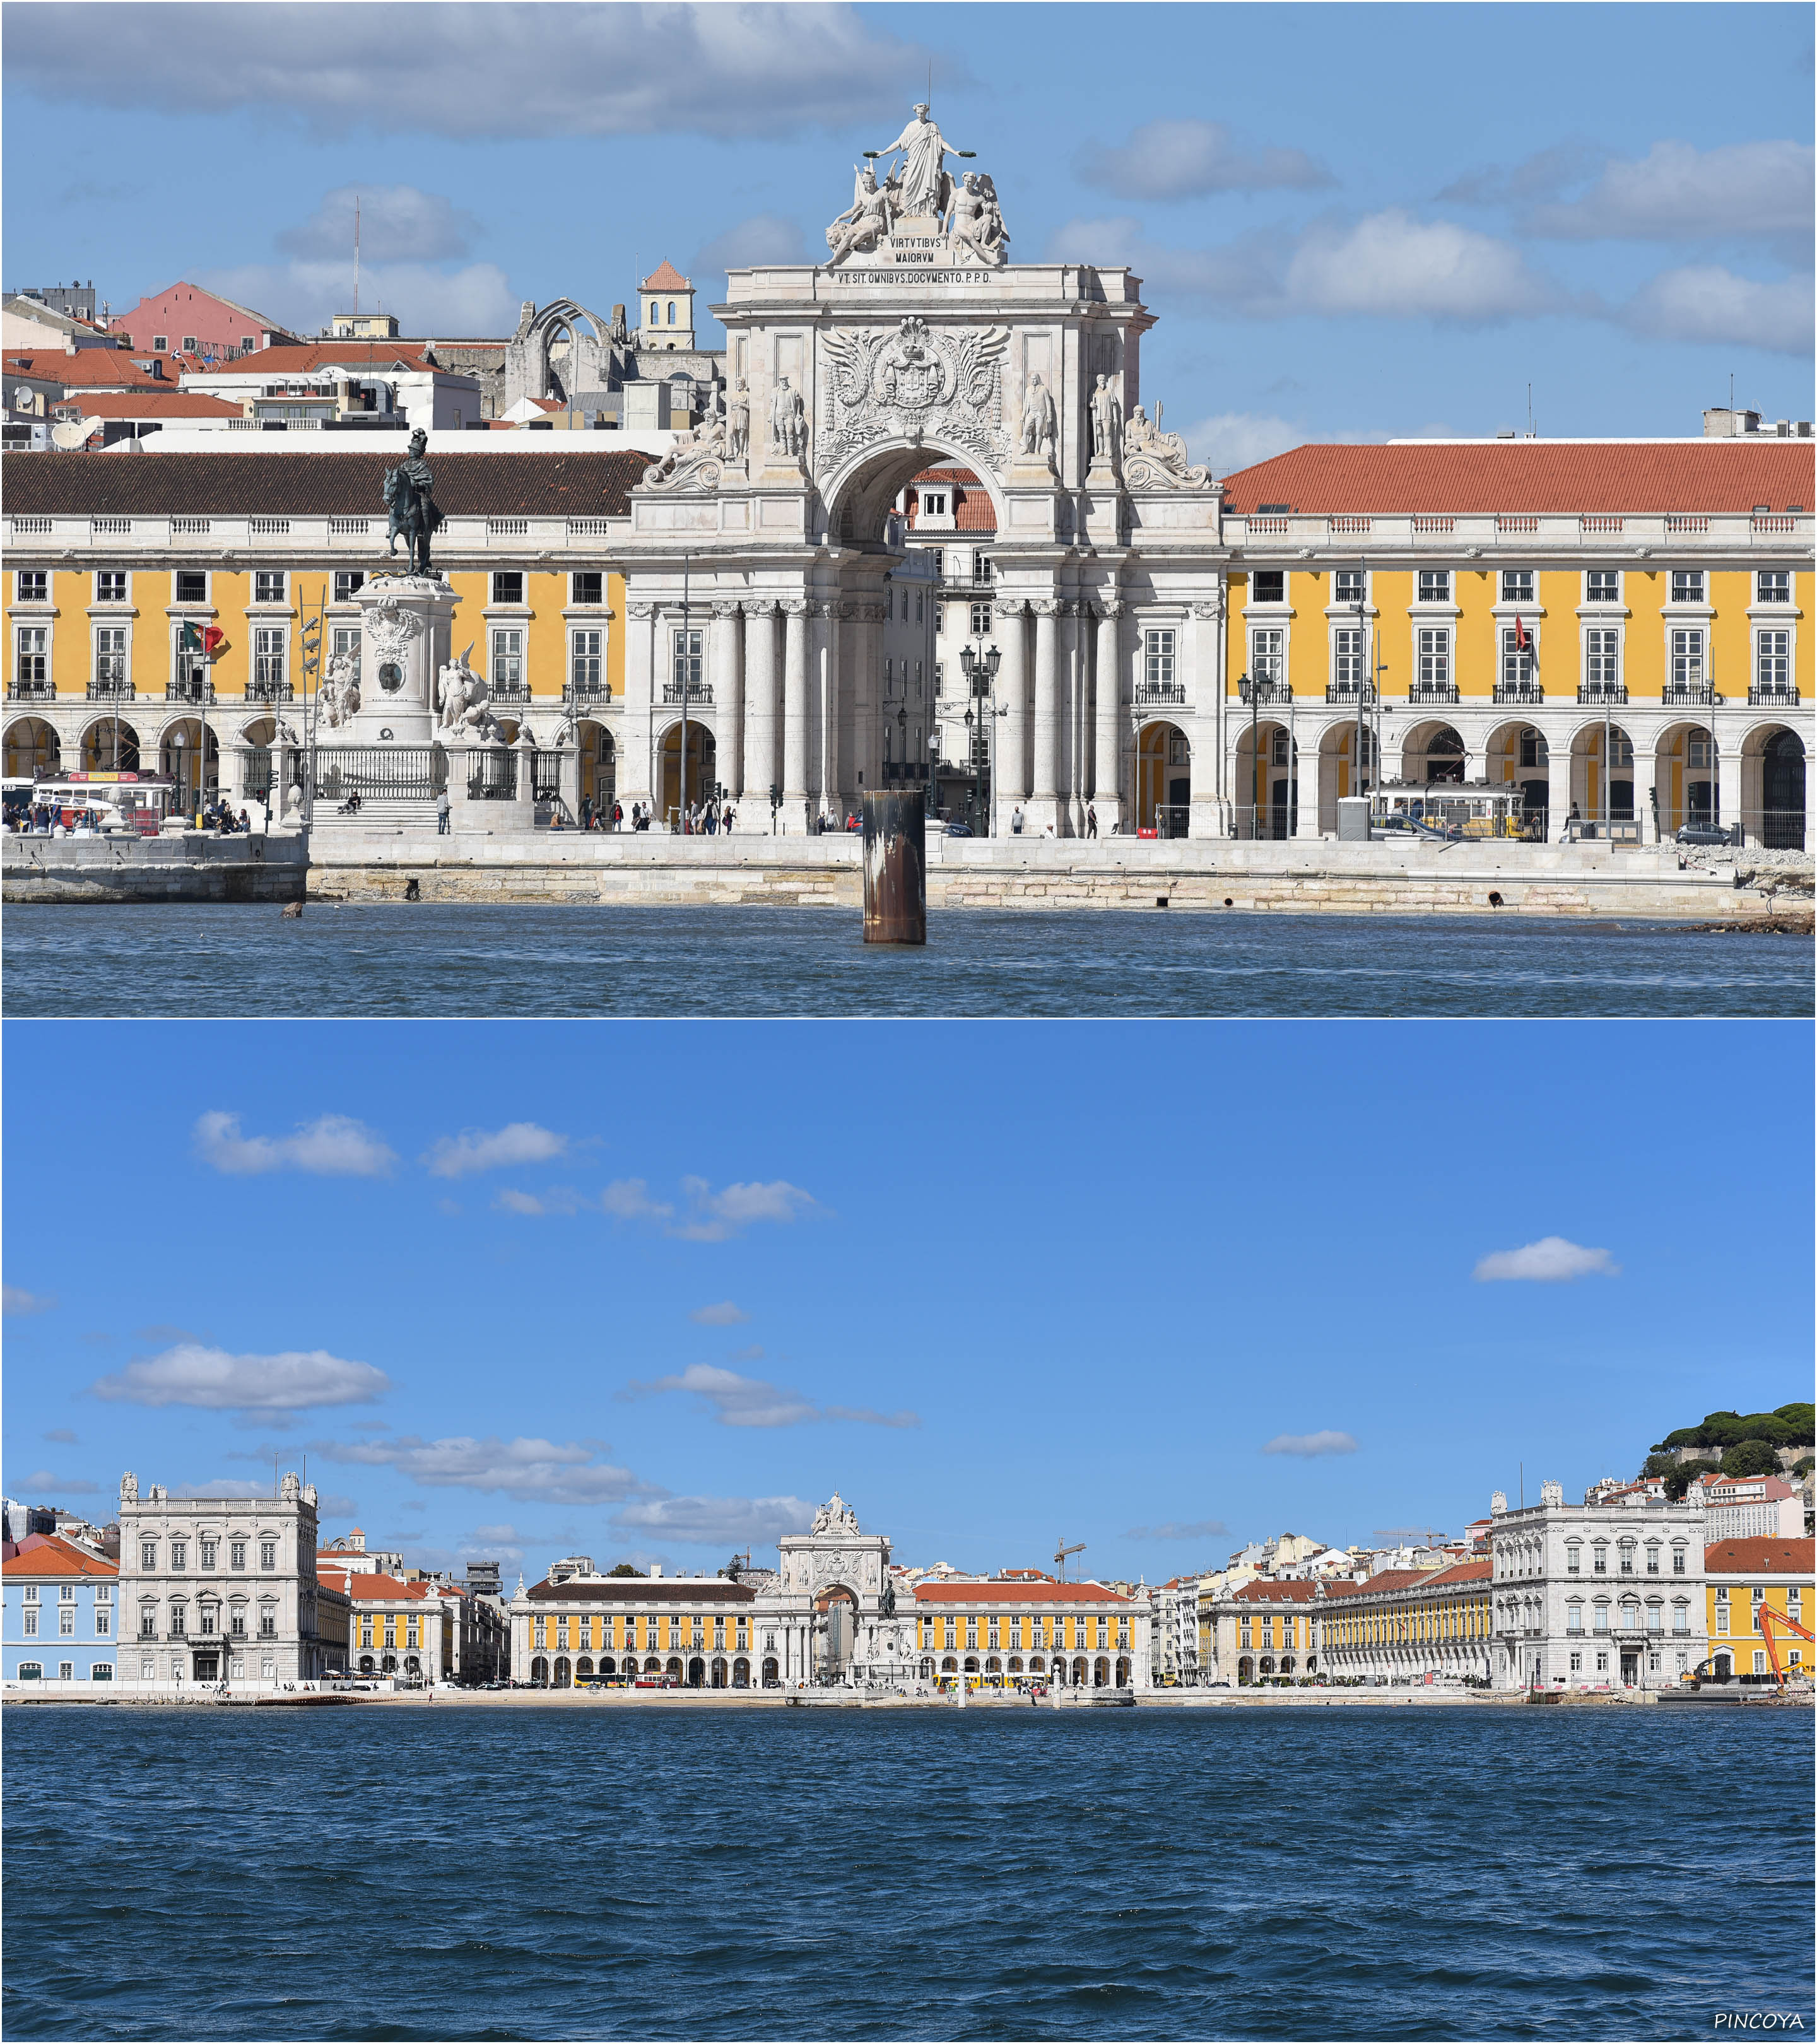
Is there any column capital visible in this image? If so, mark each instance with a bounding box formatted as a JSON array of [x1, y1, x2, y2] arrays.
[[710, 601, 742, 620], [1095, 598, 1126, 621], [625, 601, 655, 620], [779, 598, 809, 618], [741, 597, 777, 618], [1192, 598, 1225, 621], [994, 598, 1028, 621], [1030, 598, 1061, 620]]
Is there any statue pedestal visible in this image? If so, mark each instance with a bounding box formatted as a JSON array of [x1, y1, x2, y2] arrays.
[[346, 573, 459, 748]]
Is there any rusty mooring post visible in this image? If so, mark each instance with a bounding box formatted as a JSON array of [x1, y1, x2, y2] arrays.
[[862, 790, 926, 945]]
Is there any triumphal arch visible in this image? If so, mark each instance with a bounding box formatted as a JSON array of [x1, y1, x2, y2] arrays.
[[614, 106, 1231, 835]]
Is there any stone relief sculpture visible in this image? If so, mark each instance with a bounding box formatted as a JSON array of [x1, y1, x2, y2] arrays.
[[826, 164, 900, 265], [319, 650, 360, 729], [1090, 373, 1123, 463], [1122, 403, 1214, 490], [437, 647, 504, 742], [365, 595, 424, 669], [818, 315, 1008, 471], [769, 375, 808, 457], [382, 426, 443, 575], [1019, 372, 1057, 462], [867, 103, 973, 222], [642, 407, 729, 491], [948, 172, 1008, 267]]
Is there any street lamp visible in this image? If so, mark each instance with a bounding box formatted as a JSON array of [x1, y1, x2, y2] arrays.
[[1240, 669, 1256, 840], [958, 642, 1003, 835]]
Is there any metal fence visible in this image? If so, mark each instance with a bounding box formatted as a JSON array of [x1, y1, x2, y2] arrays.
[[466, 748, 518, 801], [309, 746, 446, 804], [1230, 804, 1296, 840]]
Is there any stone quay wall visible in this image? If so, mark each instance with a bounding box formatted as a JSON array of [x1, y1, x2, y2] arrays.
[[3, 832, 310, 904], [302, 831, 1807, 920]]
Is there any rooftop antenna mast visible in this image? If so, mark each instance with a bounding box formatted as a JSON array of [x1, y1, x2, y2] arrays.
[[353, 193, 362, 318]]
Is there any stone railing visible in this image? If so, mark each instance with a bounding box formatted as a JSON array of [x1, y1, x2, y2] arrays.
[[1226, 510, 1813, 554]]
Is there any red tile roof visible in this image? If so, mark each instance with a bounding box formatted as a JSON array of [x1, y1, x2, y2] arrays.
[[1233, 1578, 1319, 1603], [1, 1534, 117, 1579], [1704, 1539, 1814, 1576], [640, 261, 691, 292], [62, 392, 244, 420], [50, 358, 187, 392], [1, 447, 647, 519], [319, 1570, 433, 1602], [915, 1579, 1136, 1607], [1419, 1560, 1493, 1587], [1220, 440, 1814, 517], [1349, 1570, 1435, 1596], [1705, 1476, 1796, 1501], [906, 466, 997, 536], [185, 343, 437, 378]]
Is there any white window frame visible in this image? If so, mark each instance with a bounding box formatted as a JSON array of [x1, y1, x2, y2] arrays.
[[1143, 628, 1176, 688], [1416, 568, 1452, 604], [93, 623, 129, 690], [94, 568, 129, 606], [16, 569, 50, 604], [1500, 627, 1536, 688], [1332, 567, 1367, 607], [490, 626, 526, 691], [1584, 626, 1621, 690], [1332, 626, 1365, 688], [1669, 568, 1706, 604], [568, 627, 603, 695], [1500, 568, 1535, 605], [1583, 568, 1621, 606], [329, 625, 362, 681], [1756, 629, 1791, 693], [1755, 568, 1792, 605], [252, 569, 288, 606], [1416, 627, 1450, 688], [252, 626, 288, 694], [14, 623, 49, 691], [1249, 626, 1284, 688], [1671, 628, 1705, 690]]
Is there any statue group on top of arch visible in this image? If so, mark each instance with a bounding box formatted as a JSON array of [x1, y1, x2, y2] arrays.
[[825, 103, 1009, 268]]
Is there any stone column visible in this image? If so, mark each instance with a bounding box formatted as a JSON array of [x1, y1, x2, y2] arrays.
[[1030, 599, 1060, 830], [1547, 736, 1574, 843], [621, 601, 655, 809], [995, 599, 1029, 819], [714, 602, 744, 799], [1190, 599, 1223, 838], [822, 604, 844, 816], [742, 601, 777, 811], [1294, 729, 1324, 840], [1094, 599, 1124, 834], [1717, 729, 1743, 843], [1060, 599, 1082, 833], [810, 600, 833, 813], [782, 599, 809, 827]]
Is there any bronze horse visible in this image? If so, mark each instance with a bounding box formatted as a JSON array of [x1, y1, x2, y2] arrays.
[[383, 430, 444, 574]]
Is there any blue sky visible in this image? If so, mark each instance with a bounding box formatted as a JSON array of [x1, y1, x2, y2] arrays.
[[3, 2, 1811, 469], [4, 1020, 1808, 1587]]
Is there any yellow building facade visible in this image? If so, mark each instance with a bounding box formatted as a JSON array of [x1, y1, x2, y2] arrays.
[[1701, 1537, 1813, 1681], [914, 1575, 1148, 1689]]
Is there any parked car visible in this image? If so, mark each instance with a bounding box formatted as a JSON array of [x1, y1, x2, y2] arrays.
[[1372, 814, 1461, 842], [1675, 821, 1734, 845], [944, 821, 974, 837]]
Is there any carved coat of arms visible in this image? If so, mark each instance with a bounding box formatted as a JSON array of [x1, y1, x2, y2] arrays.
[[818, 315, 1009, 476]]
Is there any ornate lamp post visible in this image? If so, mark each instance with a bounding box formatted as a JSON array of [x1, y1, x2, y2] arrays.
[[958, 641, 1003, 835]]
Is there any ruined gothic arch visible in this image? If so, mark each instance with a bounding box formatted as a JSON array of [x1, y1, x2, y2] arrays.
[[507, 299, 616, 410]]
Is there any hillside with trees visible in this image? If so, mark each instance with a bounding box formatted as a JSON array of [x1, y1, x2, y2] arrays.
[[1644, 1404, 1814, 1496]]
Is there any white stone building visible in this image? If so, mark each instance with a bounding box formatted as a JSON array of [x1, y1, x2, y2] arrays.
[[115, 1470, 336, 1689], [1488, 1481, 1707, 1693]]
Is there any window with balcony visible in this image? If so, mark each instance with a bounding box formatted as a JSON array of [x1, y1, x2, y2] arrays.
[[1585, 570, 1620, 604], [1250, 628, 1283, 686], [1592, 1546, 1608, 1575], [16, 570, 48, 603], [1756, 569, 1791, 604], [1645, 1546, 1661, 1575], [1416, 569, 1451, 603], [491, 572, 525, 606], [253, 570, 286, 605], [1144, 629, 1176, 688], [1584, 628, 1621, 690], [1756, 630, 1791, 694], [1500, 628, 1536, 688], [1670, 569, 1705, 603], [569, 628, 603, 698], [1592, 1604, 1609, 1633], [671, 626, 705, 699], [230, 1611, 246, 1637], [259, 1611, 276, 1638], [1672, 630, 1705, 690], [139, 1609, 156, 1638], [1565, 1544, 1581, 1575], [571, 571, 603, 606], [13, 626, 49, 695], [1500, 569, 1534, 604], [1333, 627, 1365, 688], [490, 627, 526, 696], [332, 570, 365, 604], [96, 570, 127, 604], [1251, 570, 1285, 604], [1417, 627, 1450, 688], [200, 1540, 218, 1571], [252, 628, 287, 696], [1334, 568, 1365, 604], [971, 551, 992, 584]]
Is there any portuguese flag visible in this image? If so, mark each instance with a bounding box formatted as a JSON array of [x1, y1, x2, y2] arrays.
[[180, 621, 204, 655], [181, 623, 226, 657]]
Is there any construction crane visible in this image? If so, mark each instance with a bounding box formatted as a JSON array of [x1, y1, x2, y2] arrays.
[[1054, 1539, 1086, 1580], [1761, 1606, 1814, 1688]]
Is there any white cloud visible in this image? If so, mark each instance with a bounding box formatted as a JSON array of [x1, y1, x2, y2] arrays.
[[1180, 411, 1307, 473], [1473, 1237, 1620, 1283], [623, 1364, 918, 1430], [1284, 211, 1565, 322], [1126, 1518, 1230, 1541], [695, 214, 810, 278], [315, 1431, 647, 1506], [671, 1177, 817, 1241], [600, 1179, 676, 1222], [278, 183, 478, 262], [1524, 140, 1814, 247], [193, 1110, 397, 1178], [3, 1284, 56, 1316], [8, 4, 937, 141], [42, 1429, 79, 1445], [11, 1471, 99, 1495], [1615, 266, 1813, 356], [173, 1477, 277, 1500], [425, 1122, 568, 1178], [194, 258, 519, 341], [1078, 118, 1332, 201], [90, 1343, 390, 1411], [690, 1301, 750, 1325], [494, 1189, 548, 1215], [1049, 209, 1563, 325], [611, 1494, 816, 1547], [1262, 1430, 1358, 1458]]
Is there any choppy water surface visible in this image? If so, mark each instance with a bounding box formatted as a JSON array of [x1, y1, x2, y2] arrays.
[[3, 904, 1809, 1016], [4, 1705, 1810, 2041]]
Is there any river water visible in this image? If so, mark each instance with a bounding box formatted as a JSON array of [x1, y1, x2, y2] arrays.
[[3, 905, 1809, 1017], [4, 1703, 1810, 2041]]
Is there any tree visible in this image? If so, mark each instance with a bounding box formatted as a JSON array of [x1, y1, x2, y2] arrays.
[[1662, 1459, 1721, 1502], [1773, 1402, 1815, 1444], [1720, 1438, 1783, 1479], [608, 1562, 644, 1578]]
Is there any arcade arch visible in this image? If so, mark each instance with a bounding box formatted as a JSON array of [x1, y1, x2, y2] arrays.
[[1399, 721, 1466, 785], [1744, 724, 1807, 848], [659, 719, 715, 823], [79, 717, 139, 773], [4, 716, 59, 778], [1231, 717, 1293, 837], [1138, 719, 1191, 833]]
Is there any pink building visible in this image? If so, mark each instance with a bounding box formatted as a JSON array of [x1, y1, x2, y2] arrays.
[[112, 283, 296, 363]]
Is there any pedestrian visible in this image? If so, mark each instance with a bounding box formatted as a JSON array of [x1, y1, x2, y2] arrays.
[[1011, 804, 1024, 835], [612, 801, 623, 831], [1086, 802, 1098, 839], [724, 804, 735, 835], [437, 787, 451, 835]]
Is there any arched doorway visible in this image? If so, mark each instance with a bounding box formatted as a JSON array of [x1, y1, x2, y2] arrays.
[[1093, 1657, 1110, 1688], [1231, 719, 1291, 838], [1570, 722, 1635, 831], [732, 1658, 750, 1688], [579, 723, 616, 822], [531, 1655, 549, 1685], [1401, 722, 1466, 785], [1115, 1657, 1131, 1687], [686, 1656, 705, 1688], [1484, 721, 1550, 835], [1138, 720, 1191, 834], [576, 1657, 594, 1683], [4, 717, 59, 778], [81, 718, 139, 773], [358, 1655, 375, 1676], [1237, 1656, 1254, 1685], [1758, 728, 1806, 848], [1657, 724, 1715, 833], [659, 720, 716, 826], [817, 1587, 858, 1681], [761, 1656, 780, 1685], [710, 1658, 727, 1689], [158, 720, 219, 811], [553, 1657, 572, 1689], [664, 1656, 683, 1684], [1071, 1656, 1088, 1686]]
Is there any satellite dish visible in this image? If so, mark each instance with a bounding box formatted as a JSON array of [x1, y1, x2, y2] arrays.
[[14, 385, 34, 409], [51, 418, 93, 450]]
